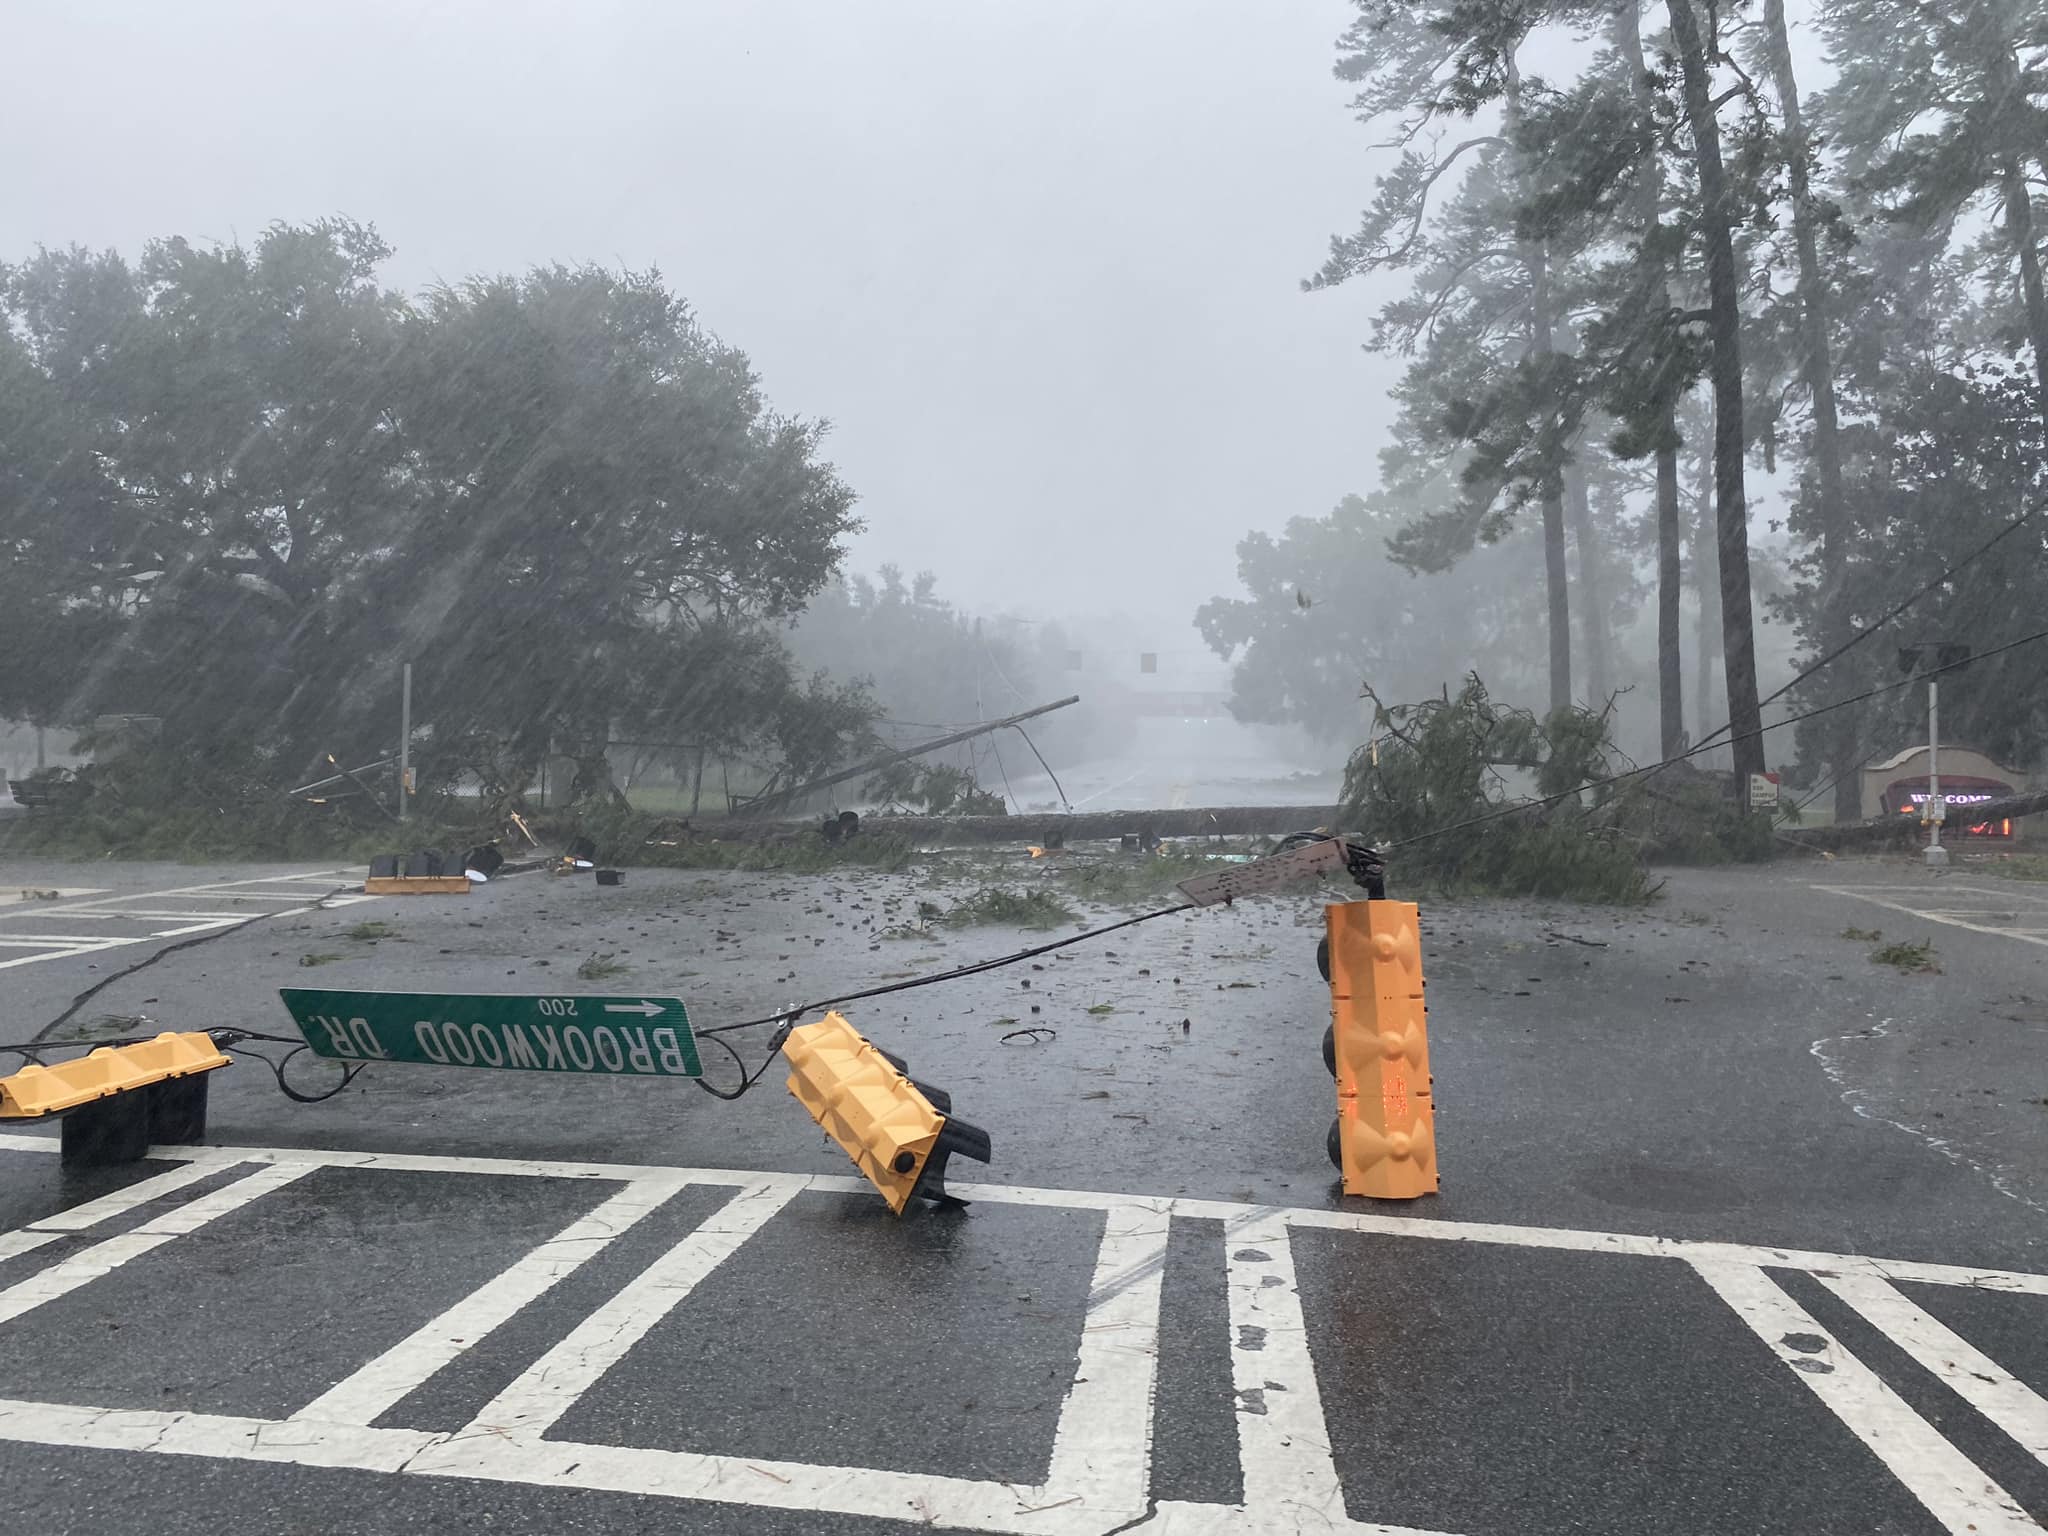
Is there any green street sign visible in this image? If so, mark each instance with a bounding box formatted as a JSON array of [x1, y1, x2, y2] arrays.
[[280, 988, 701, 1078]]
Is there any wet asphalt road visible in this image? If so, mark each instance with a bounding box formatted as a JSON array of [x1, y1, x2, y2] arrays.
[[0, 849, 2045, 1534]]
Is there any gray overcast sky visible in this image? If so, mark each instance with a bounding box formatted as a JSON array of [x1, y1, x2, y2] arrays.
[[0, 0, 1392, 646]]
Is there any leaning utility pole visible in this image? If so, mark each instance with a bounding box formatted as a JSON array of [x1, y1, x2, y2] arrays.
[[734, 696, 1080, 818]]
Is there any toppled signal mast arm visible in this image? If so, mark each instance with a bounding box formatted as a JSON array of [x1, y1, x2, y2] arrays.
[[1173, 834, 1383, 906]]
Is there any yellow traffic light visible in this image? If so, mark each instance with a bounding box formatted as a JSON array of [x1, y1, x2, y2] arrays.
[[0, 1032, 229, 1119], [782, 1013, 991, 1214], [1325, 900, 1437, 1200], [0, 1031, 231, 1168]]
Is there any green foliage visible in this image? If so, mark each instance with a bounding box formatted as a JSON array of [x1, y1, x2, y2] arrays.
[[566, 801, 915, 874], [1196, 492, 1547, 740], [1063, 851, 1227, 905], [1841, 926, 1882, 941], [1340, 673, 1771, 898], [345, 921, 394, 941], [1780, 365, 2047, 778], [1988, 856, 2048, 883], [940, 887, 1077, 929], [0, 742, 473, 861], [1341, 674, 1651, 900], [862, 760, 1005, 816], [1870, 937, 1940, 974], [1617, 775, 1777, 865], [0, 221, 869, 813]]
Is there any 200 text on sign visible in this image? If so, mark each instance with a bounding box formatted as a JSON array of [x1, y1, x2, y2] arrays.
[[280, 989, 701, 1078]]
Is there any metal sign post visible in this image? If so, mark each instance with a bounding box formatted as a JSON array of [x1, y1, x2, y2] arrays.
[[398, 662, 413, 822], [1898, 643, 1968, 868], [1925, 672, 1946, 867]]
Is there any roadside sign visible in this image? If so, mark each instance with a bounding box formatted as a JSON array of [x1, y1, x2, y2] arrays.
[[281, 988, 701, 1078], [1747, 772, 1781, 810]]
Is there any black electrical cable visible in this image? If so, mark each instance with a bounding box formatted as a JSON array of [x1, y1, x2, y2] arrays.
[[1679, 497, 2044, 764], [0, 1026, 365, 1105], [692, 1028, 792, 1101], [688, 901, 1202, 1100], [227, 1040, 367, 1104], [684, 829, 1396, 1099], [696, 900, 1199, 1042], [30, 884, 354, 1042], [1011, 725, 1072, 812], [1378, 624, 2048, 852]]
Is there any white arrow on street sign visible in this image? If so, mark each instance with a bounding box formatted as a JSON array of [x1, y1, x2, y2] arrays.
[[603, 1000, 666, 1017]]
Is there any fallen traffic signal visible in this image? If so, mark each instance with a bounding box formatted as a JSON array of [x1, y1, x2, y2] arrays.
[[0, 1032, 231, 1167], [1324, 899, 1437, 1200], [782, 1012, 991, 1213]]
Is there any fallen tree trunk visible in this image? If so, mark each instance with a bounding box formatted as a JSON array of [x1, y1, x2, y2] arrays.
[[1780, 787, 2048, 853], [697, 803, 1346, 845]]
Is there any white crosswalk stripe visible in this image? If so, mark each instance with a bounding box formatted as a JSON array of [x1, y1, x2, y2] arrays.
[[0, 1136, 2042, 1534], [0, 869, 373, 969]]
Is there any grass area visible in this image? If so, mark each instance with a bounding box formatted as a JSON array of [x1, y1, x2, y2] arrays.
[[576, 953, 629, 981], [1984, 854, 2048, 882], [0, 800, 492, 864], [345, 920, 395, 941], [1870, 937, 1940, 974], [1057, 850, 1230, 905], [577, 805, 917, 873], [941, 887, 1078, 929]]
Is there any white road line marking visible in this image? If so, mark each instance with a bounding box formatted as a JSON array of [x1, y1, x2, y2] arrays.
[[1940, 884, 2048, 905], [1826, 884, 2048, 905], [413, 1430, 1135, 1534], [0, 938, 150, 969], [0, 1159, 229, 1263], [0, 1397, 439, 1471], [1040, 1200, 1170, 1514], [0, 1143, 2039, 1534], [453, 1180, 797, 1438], [0, 934, 139, 945], [0, 864, 369, 965], [1691, 1261, 2038, 1535], [293, 1174, 693, 1426], [1813, 885, 2048, 950], [19, 1157, 230, 1233], [19, 1402, 1077, 1532], [1820, 1272, 2048, 1466], [1223, 1215, 1345, 1526], [0, 1163, 313, 1326], [0, 1232, 62, 1264], [3, 1135, 2042, 1298], [1122, 1500, 1464, 1535], [0, 870, 358, 919], [62, 910, 300, 922]]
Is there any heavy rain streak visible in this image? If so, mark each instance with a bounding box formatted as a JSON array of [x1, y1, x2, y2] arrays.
[[4, 8, 2048, 1533], [3, 0, 2044, 875]]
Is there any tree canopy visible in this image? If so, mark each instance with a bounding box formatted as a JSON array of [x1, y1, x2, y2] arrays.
[[1204, 0, 2048, 801], [0, 219, 869, 799]]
